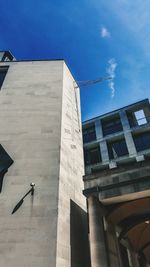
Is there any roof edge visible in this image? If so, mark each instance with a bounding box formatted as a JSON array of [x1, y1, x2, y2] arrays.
[[82, 98, 149, 124]]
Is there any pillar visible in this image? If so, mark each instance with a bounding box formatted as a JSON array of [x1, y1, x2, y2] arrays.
[[95, 120, 109, 164], [130, 251, 140, 267], [104, 225, 122, 267], [119, 110, 137, 156], [95, 119, 103, 140], [88, 196, 108, 267]]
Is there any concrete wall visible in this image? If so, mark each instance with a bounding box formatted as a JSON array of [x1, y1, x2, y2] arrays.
[[84, 159, 150, 204], [56, 63, 89, 267], [0, 60, 88, 267]]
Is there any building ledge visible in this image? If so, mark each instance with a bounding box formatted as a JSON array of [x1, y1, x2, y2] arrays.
[[83, 158, 150, 203]]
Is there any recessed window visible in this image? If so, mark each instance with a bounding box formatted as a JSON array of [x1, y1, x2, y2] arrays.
[[83, 124, 96, 143], [0, 66, 9, 90], [107, 138, 128, 159], [102, 117, 123, 136], [133, 132, 150, 152], [84, 146, 101, 166], [134, 110, 147, 125]]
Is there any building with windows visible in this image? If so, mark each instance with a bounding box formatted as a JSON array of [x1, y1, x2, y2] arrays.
[[82, 99, 150, 267], [0, 51, 90, 267], [1, 50, 150, 267]]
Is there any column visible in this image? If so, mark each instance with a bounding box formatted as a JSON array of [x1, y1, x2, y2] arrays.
[[88, 196, 108, 267], [95, 119, 103, 140], [103, 225, 122, 267], [95, 120, 109, 163], [130, 251, 140, 267], [100, 140, 109, 163], [119, 110, 137, 156]]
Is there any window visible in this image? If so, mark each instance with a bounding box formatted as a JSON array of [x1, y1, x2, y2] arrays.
[[127, 109, 148, 127], [0, 66, 9, 89], [134, 110, 147, 125], [102, 117, 123, 136], [133, 132, 150, 152], [84, 146, 101, 166], [83, 125, 96, 143], [108, 139, 128, 159]]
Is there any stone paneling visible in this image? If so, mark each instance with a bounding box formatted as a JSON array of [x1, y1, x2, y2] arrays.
[[0, 60, 89, 267], [56, 63, 89, 267], [0, 61, 63, 267]]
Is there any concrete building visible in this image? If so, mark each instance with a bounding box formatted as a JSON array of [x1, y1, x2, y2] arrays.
[[82, 99, 150, 267], [1, 50, 150, 267], [0, 51, 90, 267]]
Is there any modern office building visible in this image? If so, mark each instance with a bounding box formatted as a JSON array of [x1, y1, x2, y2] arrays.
[[1, 50, 150, 267], [0, 51, 90, 267], [82, 99, 150, 267]]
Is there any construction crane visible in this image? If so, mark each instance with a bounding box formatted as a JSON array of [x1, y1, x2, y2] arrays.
[[74, 76, 112, 88], [73, 75, 112, 132]]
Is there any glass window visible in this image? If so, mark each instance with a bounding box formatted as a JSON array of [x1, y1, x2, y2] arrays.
[[108, 139, 128, 159], [133, 132, 150, 152], [102, 118, 123, 136], [134, 110, 147, 125], [83, 125, 96, 143], [84, 146, 101, 165]]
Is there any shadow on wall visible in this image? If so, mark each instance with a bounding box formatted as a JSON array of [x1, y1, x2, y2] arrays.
[[70, 200, 91, 267]]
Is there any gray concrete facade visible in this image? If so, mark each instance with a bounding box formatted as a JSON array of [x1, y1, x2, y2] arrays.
[[82, 99, 150, 267], [0, 59, 89, 267], [83, 98, 150, 174], [88, 196, 108, 267]]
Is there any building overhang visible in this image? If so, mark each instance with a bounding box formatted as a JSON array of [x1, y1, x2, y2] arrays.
[[83, 158, 150, 204]]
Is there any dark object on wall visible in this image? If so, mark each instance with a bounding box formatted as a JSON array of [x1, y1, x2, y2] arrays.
[[0, 66, 9, 89], [12, 183, 35, 214], [70, 200, 91, 267], [0, 144, 14, 192]]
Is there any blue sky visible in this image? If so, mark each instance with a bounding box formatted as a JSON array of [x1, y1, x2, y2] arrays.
[[0, 0, 150, 121]]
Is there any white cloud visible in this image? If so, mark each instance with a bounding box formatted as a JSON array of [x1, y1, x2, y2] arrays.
[[96, 1, 150, 57], [101, 26, 110, 38], [107, 58, 117, 98]]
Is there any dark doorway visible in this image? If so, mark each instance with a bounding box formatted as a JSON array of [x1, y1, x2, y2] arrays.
[[70, 200, 91, 267]]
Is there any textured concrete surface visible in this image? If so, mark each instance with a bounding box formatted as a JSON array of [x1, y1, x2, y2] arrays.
[[56, 63, 88, 267], [88, 196, 108, 267], [84, 159, 150, 204], [0, 60, 88, 267], [105, 227, 121, 267], [119, 110, 137, 156]]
